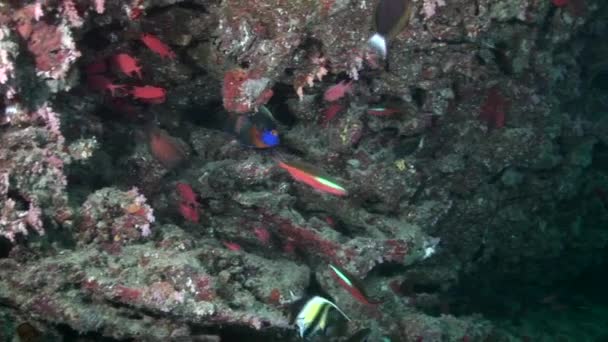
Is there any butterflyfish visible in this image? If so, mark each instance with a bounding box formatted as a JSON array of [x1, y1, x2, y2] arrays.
[[369, 0, 414, 59], [290, 273, 350, 339]]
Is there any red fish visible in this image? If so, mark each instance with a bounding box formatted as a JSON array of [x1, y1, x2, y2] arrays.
[[176, 183, 200, 222], [223, 241, 242, 251], [324, 80, 353, 102], [552, 0, 568, 6], [179, 201, 199, 223], [177, 183, 197, 204], [321, 103, 343, 125], [147, 126, 186, 168], [253, 226, 270, 244], [140, 33, 176, 59], [277, 159, 347, 196], [112, 53, 142, 79], [87, 75, 126, 97], [129, 85, 166, 104], [85, 59, 108, 75], [329, 264, 383, 305]]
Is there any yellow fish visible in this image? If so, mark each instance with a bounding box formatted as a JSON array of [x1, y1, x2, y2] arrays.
[[290, 273, 350, 339], [295, 295, 350, 338]]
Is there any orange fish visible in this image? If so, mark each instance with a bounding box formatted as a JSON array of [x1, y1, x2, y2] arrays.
[[147, 126, 186, 168]]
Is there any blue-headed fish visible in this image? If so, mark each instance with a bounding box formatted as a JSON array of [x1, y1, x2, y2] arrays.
[[368, 0, 414, 59], [232, 105, 280, 148]]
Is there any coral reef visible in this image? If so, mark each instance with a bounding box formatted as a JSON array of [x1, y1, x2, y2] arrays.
[[0, 0, 607, 341], [77, 187, 155, 249]]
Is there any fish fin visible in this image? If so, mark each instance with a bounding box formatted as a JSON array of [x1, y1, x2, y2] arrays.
[[316, 297, 351, 322], [249, 126, 265, 148], [289, 296, 309, 325], [258, 105, 278, 123], [368, 33, 387, 59], [306, 272, 330, 298]]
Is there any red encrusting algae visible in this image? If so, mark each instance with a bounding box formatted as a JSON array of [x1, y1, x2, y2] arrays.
[[479, 86, 509, 129]]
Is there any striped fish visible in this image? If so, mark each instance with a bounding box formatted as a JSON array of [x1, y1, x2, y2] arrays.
[[290, 273, 351, 339], [295, 295, 351, 338]]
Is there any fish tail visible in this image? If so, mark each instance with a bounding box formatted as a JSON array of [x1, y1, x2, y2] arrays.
[[368, 33, 387, 59]]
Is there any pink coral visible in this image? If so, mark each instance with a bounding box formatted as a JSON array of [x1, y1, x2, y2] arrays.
[[26, 21, 80, 80], [13, 4, 43, 39], [222, 68, 274, 113], [62, 0, 83, 27], [77, 187, 155, 247], [0, 28, 15, 84], [422, 0, 446, 19], [293, 56, 328, 100], [0, 172, 44, 243], [94, 0, 105, 14], [33, 104, 64, 144]]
